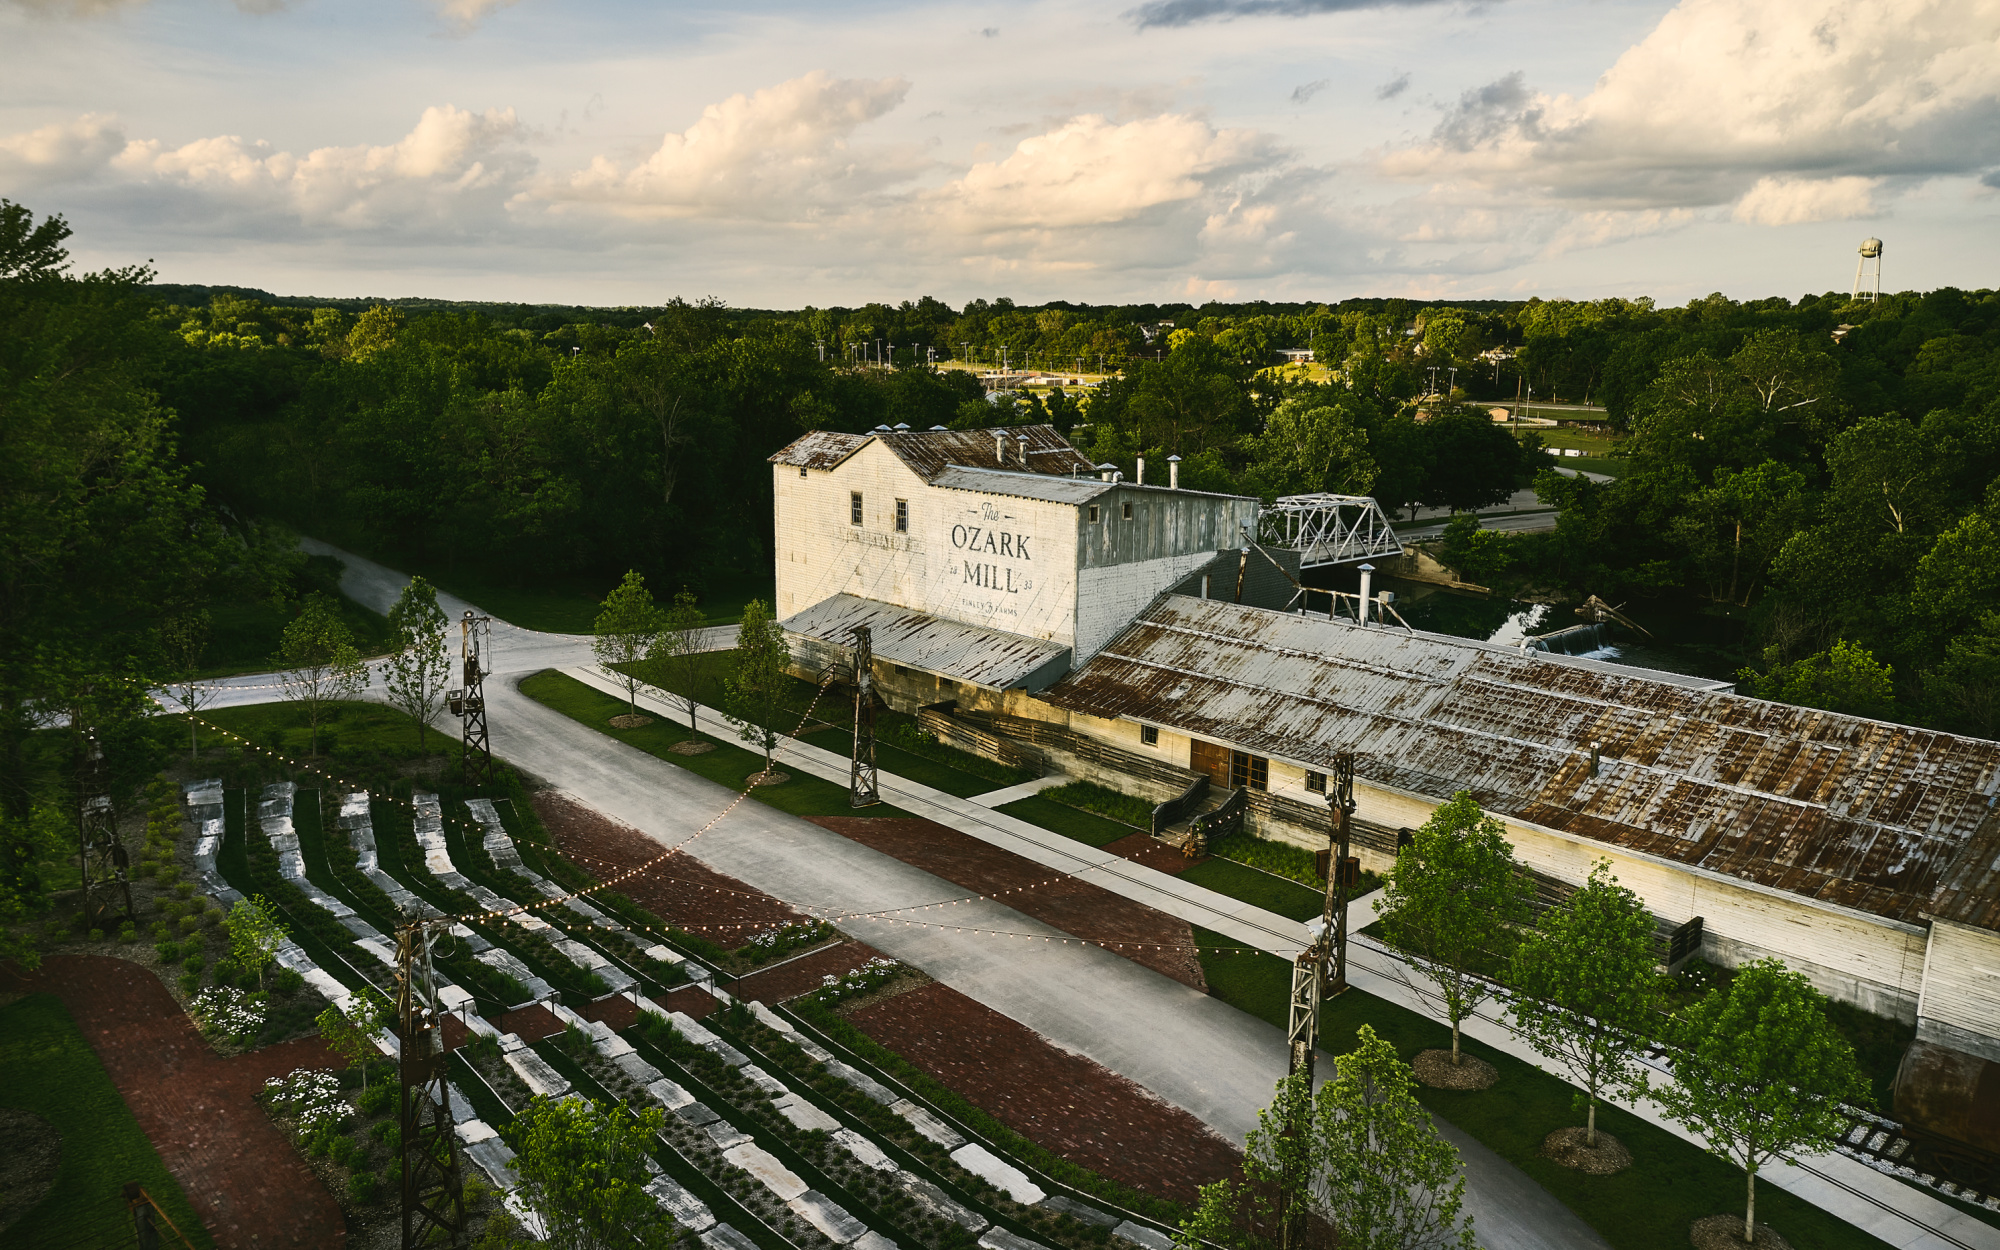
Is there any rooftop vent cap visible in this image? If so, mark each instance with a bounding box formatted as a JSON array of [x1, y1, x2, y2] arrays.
[[894, 423, 911, 431], [1168, 454, 1182, 490], [874, 424, 892, 432], [929, 425, 947, 430]]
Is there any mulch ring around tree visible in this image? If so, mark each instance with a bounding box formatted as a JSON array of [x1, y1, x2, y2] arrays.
[[1689, 1215, 1794, 1250], [1540, 1125, 1633, 1174], [747, 769, 790, 787], [669, 739, 717, 755], [609, 713, 654, 729], [1412, 1048, 1498, 1090], [848, 981, 1240, 1205]]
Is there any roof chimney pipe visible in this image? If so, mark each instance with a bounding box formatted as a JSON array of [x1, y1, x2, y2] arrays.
[[1016, 433, 1029, 467], [1168, 455, 1182, 490], [1136, 456, 1146, 486], [1357, 563, 1375, 626], [995, 430, 1005, 464]]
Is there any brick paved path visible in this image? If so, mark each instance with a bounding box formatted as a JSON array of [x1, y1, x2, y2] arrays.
[[0, 954, 346, 1249]]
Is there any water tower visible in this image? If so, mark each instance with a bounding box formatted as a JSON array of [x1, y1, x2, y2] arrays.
[[1853, 237, 1883, 301]]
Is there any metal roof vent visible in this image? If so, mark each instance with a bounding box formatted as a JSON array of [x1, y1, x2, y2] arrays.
[[874, 424, 892, 432], [1015, 433, 1028, 467], [1097, 461, 1117, 482], [894, 423, 911, 431], [929, 425, 947, 431], [1168, 454, 1182, 490]]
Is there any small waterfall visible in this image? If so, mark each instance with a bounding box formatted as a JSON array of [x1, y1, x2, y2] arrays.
[[1527, 623, 1611, 656]]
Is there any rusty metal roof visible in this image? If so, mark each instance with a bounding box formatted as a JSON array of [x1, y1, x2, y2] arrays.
[[1040, 595, 2000, 931], [768, 425, 1097, 481], [929, 465, 1113, 504], [769, 430, 870, 470], [782, 593, 1072, 691]]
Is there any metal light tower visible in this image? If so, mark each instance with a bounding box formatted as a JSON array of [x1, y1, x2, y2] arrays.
[[1854, 237, 1884, 302], [1286, 753, 1357, 1079], [451, 612, 494, 788], [396, 921, 466, 1249], [850, 625, 880, 808], [78, 730, 132, 930]]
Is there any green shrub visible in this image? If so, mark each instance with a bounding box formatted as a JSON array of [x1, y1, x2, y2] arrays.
[[178, 915, 202, 935], [173, 880, 194, 898], [150, 921, 172, 941], [117, 923, 136, 943], [155, 940, 181, 964], [161, 900, 187, 921], [1040, 780, 1154, 828], [358, 1082, 397, 1117], [271, 968, 304, 996], [87, 927, 105, 942], [214, 957, 240, 983], [349, 1171, 380, 1205], [182, 952, 206, 974], [177, 971, 202, 996]]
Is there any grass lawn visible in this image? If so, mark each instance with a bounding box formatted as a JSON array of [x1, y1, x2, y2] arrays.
[[995, 795, 1134, 848], [1180, 857, 1328, 921], [520, 669, 913, 821], [191, 700, 453, 796], [1191, 929, 1896, 1250], [0, 995, 215, 1249]]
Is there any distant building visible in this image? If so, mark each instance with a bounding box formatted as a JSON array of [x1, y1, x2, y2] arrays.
[[1278, 348, 1314, 364]]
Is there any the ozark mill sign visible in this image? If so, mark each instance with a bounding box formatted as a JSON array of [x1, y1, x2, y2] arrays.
[[940, 499, 1063, 633]]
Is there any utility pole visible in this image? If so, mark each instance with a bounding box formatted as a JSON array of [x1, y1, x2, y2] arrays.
[[78, 729, 132, 931], [1286, 752, 1356, 1080], [397, 921, 466, 1249], [453, 612, 494, 789], [850, 625, 880, 808]]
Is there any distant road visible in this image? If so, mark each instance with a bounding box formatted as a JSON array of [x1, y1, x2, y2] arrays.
[[1392, 467, 1609, 543]]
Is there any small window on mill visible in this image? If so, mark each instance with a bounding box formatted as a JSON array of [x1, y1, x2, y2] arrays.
[[1088, 505, 1101, 523], [799, 466, 808, 478], [850, 492, 863, 525], [1305, 770, 1327, 793], [1122, 502, 1133, 520], [1140, 724, 1159, 746], [895, 500, 909, 532]]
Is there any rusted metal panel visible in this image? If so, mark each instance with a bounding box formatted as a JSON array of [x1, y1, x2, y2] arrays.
[[1041, 593, 2000, 931], [769, 430, 869, 470], [880, 424, 1096, 480], [928, 465, 1110, 505]]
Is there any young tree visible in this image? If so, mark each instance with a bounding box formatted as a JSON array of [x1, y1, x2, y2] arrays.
[[226, 894, 289, 990], [315, 987, 390, 1089], [656, 587, 710, 733], [1318, 1026, 1476, 1250], [724, 598, 792, 776], [506, 1095, 676, 1250], [1507, 860, 1665, 1147], [1653, 959, 1870, 1245], [276, 594, 369, 754], [1377, 791, 1535, 1065], [160, 608, 215, 761], [591, 570, 666, 717], [1178, 1028, 1475, 1250], [383, 576, 450, 751]]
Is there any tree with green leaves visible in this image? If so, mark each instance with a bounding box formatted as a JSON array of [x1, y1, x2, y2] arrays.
[[656, 587, 709, 733], [159, 608, 214, 761], [316, 987, 390, 1089], [506, 1095, 677, 1250], [0, 797, 69, 971], [1177, 1027, 1473, 1250], [592, 570, 666, 717], [724, 598, 792, 776], [1738, 639, 1896, 721], [276, 594, 369, 754], [226, 894, 289, 990], [384, 575, 450, 751], [1241, 395, 1378, 500], [1507, 860, 1664, 1148], [1377, 792, 1535, 1066], [1653, 959, 1870, 1245]]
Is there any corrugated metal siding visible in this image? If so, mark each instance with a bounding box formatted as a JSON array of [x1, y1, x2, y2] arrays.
[[929, 466, 1110, 504], [882, 425, 1097, 479], [1040, 594, 2000, 931], [781, 593, 1070, 690]]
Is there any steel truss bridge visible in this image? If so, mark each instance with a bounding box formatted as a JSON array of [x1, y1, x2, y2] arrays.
[[1257, 494, 1404, 569]]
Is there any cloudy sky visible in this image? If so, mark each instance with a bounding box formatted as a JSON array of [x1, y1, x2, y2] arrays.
[[3, 0, 1996, 306]]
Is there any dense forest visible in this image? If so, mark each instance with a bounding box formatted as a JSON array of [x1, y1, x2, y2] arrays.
[[7, 193, 2000, 870]]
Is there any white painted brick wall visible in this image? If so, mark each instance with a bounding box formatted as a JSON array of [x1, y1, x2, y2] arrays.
[[1074, 551, 1218, 659]]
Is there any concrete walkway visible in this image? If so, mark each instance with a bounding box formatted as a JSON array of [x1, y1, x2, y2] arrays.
[[968, 776, 1075, 807]]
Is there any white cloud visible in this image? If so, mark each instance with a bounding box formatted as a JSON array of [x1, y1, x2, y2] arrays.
[[1731, 175, 1883, 226], [433, 0, 518, 32], [0, 106, 534, 238], [0, 112, 126, 185], [932, 113, 1278, 233], [1383, 0, 2000, 210], [551, 72, 918, 219]]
